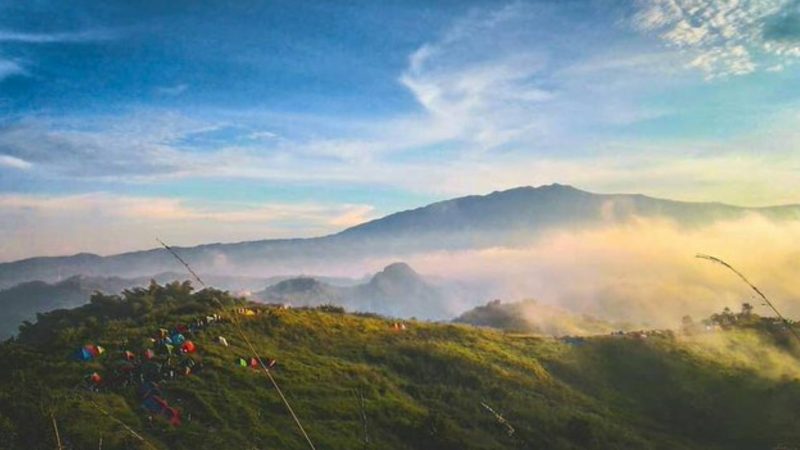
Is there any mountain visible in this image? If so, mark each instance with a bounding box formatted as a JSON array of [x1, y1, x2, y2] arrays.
[[256, 262, 454, 319], [351, 262, 450, 319], [0, 270, 367, 340], [454, 299, 620, 336], [258, 277, 346, 307], [0, 275, 140, 339], [2, 283, 800, 449], [3, 184, 800, 288]]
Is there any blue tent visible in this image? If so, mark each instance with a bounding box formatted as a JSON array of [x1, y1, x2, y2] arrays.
[[73, 347, 93, 361]]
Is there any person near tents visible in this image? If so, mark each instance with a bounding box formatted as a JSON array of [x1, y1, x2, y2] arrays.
[[141, 395, 181, 426], [179, 357, 196, 376], [157, 341, 175, 356], [138, 381, 162, 400]]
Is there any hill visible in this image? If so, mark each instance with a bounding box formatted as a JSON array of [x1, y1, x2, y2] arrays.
[[3, 184, 800, 288], [0, 275, 140, 340], [1, 283, 800, 449], [454, 299, 620, 336], [256, 262, 454, 320]]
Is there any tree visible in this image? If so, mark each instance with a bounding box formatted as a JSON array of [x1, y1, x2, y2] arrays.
[[681, 315, 695, 334], [741, 302, 754, 317]]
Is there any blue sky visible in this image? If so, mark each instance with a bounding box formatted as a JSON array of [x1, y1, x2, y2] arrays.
[[1, 0, 800, 260]]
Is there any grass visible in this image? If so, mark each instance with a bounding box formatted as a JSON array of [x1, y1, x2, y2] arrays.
[[0, 281, 799, 449]]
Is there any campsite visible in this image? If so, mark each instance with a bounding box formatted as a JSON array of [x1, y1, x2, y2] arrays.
[[0, 280, 799, 449], [4, 0, 800, 448]]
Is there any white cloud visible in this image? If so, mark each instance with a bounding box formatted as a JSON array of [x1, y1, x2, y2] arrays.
[[0, 154, 31, 169], [0, 58, 24, 80], [155, 83, 189, 96], [0, 193, 376, 261], [633, 0, 800, 78], [0, 29, 116, 43], [398, 4, 556, 150]]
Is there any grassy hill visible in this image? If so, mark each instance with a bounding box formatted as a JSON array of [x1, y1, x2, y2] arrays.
[[1, 283, 799, 449], [454, 299, 621, 336]]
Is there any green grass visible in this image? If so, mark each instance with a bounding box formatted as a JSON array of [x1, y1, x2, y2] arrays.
[[1, 282, 799, 449]]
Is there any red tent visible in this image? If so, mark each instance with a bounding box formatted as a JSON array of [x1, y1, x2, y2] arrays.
[[181, 341, 196, 353]]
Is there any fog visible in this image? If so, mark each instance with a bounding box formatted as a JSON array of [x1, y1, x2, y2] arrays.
[[357, 214, 800, 329]]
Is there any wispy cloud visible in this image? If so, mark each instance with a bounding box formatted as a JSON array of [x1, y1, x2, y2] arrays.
[[155, 83, 189, 96], [0, 29, 117, 44], [0, 154, 31, 170], [633, 0, 800, 78], [0, 58, 24, 80]]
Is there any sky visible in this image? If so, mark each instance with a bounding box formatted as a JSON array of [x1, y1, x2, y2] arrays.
[[1, 0, 800, 261]]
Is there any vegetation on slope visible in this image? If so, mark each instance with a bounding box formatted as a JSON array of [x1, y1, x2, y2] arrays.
[[1, 283, 799, 449], [453, 299, 620, 336]]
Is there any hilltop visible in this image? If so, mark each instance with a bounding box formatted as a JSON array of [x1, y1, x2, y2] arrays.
[[3, 184, 799, 288], [1, 283, 800, 449], [454, 299, 621, 336], [256, 262, 452, 320]]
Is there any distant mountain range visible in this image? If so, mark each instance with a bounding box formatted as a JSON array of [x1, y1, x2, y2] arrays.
[[256, 262, 452, 319], [0, 262, 454, 339], [0, 275, 137, 339], [3, 184, 799, 289]]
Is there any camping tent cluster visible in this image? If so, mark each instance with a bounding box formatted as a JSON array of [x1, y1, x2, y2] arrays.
[[73, 344, 105, 362], [235, 356, 277, 370], [71, 312, 228, 426]]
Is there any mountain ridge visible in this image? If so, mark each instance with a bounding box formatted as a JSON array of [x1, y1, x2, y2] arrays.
[[3, 184, 800, 288]]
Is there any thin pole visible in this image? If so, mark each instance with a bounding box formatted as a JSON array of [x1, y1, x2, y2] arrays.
[[82, 395, 156, 449], [696, 254, 800, 344], [356, 389, 369, 449], [51, 412, 63, 450], [157, 238, 317, 450], [480, 402, 515, 437]]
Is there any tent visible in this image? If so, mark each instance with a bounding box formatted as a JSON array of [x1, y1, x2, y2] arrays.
[[171, 333, 186, 345], [141, 395, 181, 426], [123, 350, 136, 361], [87, 372, 102, 385], [181, 341, 196, 354], [74, 344, 104, 361], [216, 336, 229, 347], [236, 358, 248, 367], [143, 349, 155, 360], [74, 347, 93, 362]]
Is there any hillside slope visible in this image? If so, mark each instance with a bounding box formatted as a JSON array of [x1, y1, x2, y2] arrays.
[[1, 283, 800, 449], [3, 184, 800, 288], [454, 299, 620, 336]]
